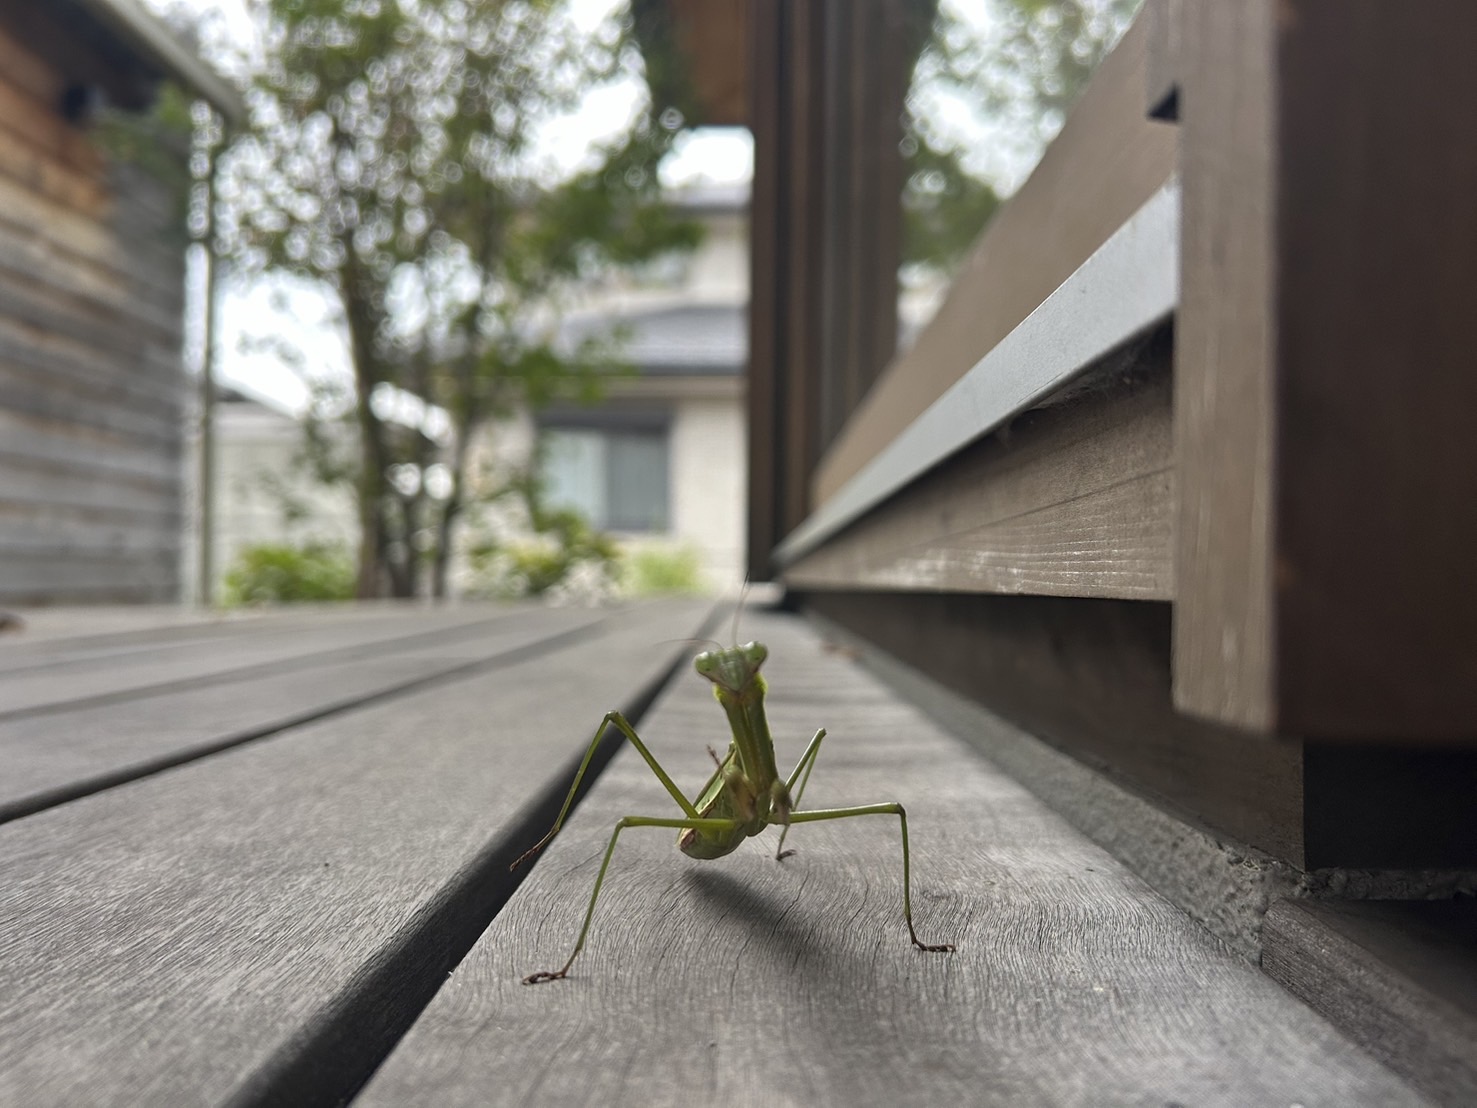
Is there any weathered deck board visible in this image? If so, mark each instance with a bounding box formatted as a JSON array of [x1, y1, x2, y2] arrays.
[[0, 604, 519, 715], [0, 602, 429, 661], [360, 609, 1425, 1108], [0, 606, 610, 822], [1263, 898, 1477, 1107], [0, 599, 713, 1107]]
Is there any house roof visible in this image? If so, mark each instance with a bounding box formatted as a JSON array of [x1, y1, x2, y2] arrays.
[[71, 0, 244, 122], [558, 303, 746, 376]]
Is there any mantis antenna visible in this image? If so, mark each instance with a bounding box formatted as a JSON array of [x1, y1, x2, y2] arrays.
[[731, 578, 751, 645]]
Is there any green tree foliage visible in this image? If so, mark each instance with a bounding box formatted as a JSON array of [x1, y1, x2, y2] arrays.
[[903, 0, 1141, 270], [220, 0, 698, 598]]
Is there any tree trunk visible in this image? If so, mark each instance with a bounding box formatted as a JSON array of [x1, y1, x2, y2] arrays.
[[343, 270, 389, 599]]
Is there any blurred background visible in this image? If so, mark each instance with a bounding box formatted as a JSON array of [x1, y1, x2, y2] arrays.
[[0, 0, 1137, 610]]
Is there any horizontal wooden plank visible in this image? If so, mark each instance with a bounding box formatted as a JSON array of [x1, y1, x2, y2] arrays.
[[360, 609, 1422, 1107], [0, 605, 538, 717], [0, 118, 109, 217], [0, 566, 180, 607], [0, 455, 180, 526], [0, 219, 182, 339], [779, 184, 1177, 569], [0, 606, 615, 822], [0, 606, 309, 662], [0, 346, 184, 447], [0, 170, 180, 306], [1263, 897, 1477, 1107], [0, 407, 181, 486], [784, 339, 1172, 599], [0, 535, 181, 570], [813, 14, 1178, 505], [0, 308, 185, 394], [0, 267, 180, 368], [0, 445, 178, 503], [0, 498, 180, 547], [0, 599, 714, 1105], [0, 603, 483, 664], [0, 579, 177, 606]]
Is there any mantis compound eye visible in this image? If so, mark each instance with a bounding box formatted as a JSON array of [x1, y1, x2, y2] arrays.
[[741, 642, 768, 669]]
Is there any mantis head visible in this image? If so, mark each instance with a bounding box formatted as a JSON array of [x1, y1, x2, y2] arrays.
[[693, 641, 768, 694]]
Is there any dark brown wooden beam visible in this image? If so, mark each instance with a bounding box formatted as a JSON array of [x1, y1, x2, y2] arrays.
[[1173, 0, 1477, 739], [747, 0, 920, 578]]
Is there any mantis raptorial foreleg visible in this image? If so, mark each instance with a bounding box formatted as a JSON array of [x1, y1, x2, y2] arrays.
[[512, 711, 699, 872], [773, 727, 827, 860], [522, 814, 743, 985], [785, 804, 956, 952]]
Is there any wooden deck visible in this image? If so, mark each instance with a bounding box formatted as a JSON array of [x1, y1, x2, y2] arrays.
[[0, 601, 1426, 1105]]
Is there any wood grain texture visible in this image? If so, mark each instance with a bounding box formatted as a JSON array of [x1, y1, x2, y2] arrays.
[[0, 599, 713, 1106], [1263, 898, 1477, 1107], [785, 344, 1173, 599], [0, 606, 609, 822], [1269, 0, 1477, 738], [1172, 0, 1477, 737], [813, 14, 1177, 505], [0, 605, 521, 717], [359, 610, 1422, 1107]]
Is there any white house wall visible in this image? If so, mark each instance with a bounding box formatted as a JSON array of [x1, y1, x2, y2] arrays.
[[668, 394, 745, 589]]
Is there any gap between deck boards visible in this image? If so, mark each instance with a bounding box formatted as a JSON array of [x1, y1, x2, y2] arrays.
[[222, 603, 729, 1108], [2, 612, 616, 825], [0, 609, 529, 722]]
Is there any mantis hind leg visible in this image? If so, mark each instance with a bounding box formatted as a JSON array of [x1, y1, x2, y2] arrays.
[[785, 802, 955, 953], [774, 728, 827, 861], [510, 711, 701, 872], [522, 814, 742, 984]]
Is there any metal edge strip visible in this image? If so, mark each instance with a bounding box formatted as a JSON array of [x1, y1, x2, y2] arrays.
[[772, 178, 1181, 569]]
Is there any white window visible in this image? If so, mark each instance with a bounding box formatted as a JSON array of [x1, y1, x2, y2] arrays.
[[541, 424, 670, 533]]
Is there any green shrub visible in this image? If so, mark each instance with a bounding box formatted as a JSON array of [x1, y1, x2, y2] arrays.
[[466, 509, 621, 600], [622, 545, 705, 596], [223, 541, 356, 606]]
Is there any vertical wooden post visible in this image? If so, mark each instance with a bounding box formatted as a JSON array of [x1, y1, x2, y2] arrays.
[[746, 0, 784, 579], [1173, 0, 1477, 738], [747, 0, 918, 579]]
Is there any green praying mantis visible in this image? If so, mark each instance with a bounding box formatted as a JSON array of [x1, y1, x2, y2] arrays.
[[510, 631, 956, 984]]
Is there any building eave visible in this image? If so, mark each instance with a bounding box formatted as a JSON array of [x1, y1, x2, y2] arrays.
[[75, 0, 245, 124]]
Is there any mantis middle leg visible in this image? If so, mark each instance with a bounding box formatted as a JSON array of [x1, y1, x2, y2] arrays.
[[786, 803, 955, 953], [511, 711, 699, 872], [522, 814, 743, 984]]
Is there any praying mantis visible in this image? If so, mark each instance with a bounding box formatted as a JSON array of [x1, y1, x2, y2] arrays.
[[510, 633, 956, 984]]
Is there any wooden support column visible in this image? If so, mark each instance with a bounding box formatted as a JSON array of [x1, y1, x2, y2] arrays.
[[747, 0, 918, 580], [1173, 0, 1477, 738]]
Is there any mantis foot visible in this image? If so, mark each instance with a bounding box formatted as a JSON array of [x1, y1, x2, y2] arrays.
[[522, 969, 569, 985], [775, 848, 797, 861], [913, 940, 956, 953]]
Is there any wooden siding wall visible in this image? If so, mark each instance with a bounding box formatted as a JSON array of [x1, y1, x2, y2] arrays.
[[0, 18, 187, 605]]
